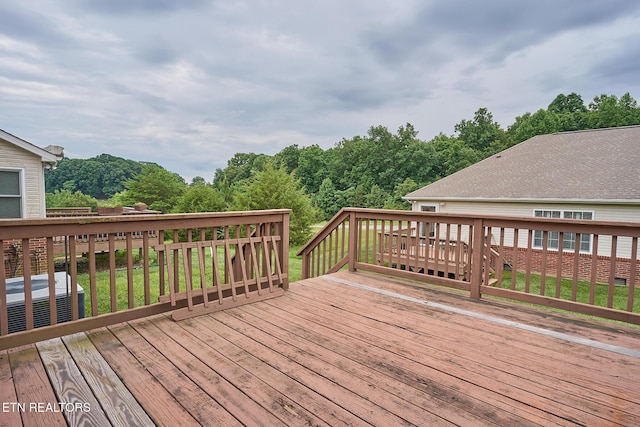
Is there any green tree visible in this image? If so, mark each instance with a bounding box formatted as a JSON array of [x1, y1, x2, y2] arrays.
[[395, 138, 438, 187], [507, 109, 560, 144], [45, 154, 145, 198], [232, 163, 317, 245], [173, 183, 226, 213], [45, 189, 99, 209], [588, 93, 640, 128], [432, 133, 480, 177], [454, 108, 507, 155], [365, 185, 389, 209], [315, 178, 339, 220], [213, 153, 269, 187], [273, 144, 300, 174], [385, 178, 420, 210], [123, 164, 187, 212], [548, 93, 587, 114], [297, 145, 329, 194]]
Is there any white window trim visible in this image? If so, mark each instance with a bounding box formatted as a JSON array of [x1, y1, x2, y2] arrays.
[[0, 167, 26, 219], [532, 208, 594, 254], [419, 204, 438, 238]]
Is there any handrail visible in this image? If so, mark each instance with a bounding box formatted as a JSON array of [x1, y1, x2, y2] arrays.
[[298, 207, 640, 325], [0, 209, 290, 349], [297, 209, 350, 256], [297, 209, 351, 279]]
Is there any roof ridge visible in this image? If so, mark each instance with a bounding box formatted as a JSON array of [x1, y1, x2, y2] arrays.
[[552, 124, 640, 135]]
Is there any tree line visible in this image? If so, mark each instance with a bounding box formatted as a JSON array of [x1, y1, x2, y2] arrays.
[[45, 92, 640, 244]]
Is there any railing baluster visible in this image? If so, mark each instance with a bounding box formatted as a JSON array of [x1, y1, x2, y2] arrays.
[[158, 229, 166, 297], [181, 244, 194, 310], [69, 235, 79, 320], [572, 233, 580, 302], [556, 232, 564, 298], [589, 234, 599, 305], [511, 229, 519, 290], [364, 218, 370, 265], [608, 236, 618, 308], [628, 237, 638, 312], [109, 234, 117, 312], [321, 239, 327, 275], [46, 238, 56, 325], [457, 224, 463, 280], [89, 234, 98, 315], [483, 227, 491, 286], [540, 230, 548, 296], [143, 231, 150, 306], [126, 232, 134, 309], [0, 239, 7, 336], [212, 240, 223, 304], [22, 238, 33, 330], [525, 230, 533, 294], [434, 221, 440, 276], [496, 227, 505, 287]]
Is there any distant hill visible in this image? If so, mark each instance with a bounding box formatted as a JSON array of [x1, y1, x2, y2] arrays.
[[45, 153, 159, 198]]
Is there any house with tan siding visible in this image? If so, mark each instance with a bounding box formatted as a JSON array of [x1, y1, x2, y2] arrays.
[[0, 129, 63, 219], [404, 125, 640, 281], [1, 129, 63, 277]]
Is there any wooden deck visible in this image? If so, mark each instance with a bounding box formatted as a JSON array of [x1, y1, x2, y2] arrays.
[[2, 271, 640, 426]]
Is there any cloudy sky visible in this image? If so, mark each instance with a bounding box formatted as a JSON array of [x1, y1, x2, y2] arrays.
[[1, 1, 639, 181]]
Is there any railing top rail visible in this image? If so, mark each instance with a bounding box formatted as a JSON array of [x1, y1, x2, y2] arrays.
[[334, 208, 640, 234], [0, 209, 292, 239], [297, 209, 350, 256], [0, 209, 291, 226]]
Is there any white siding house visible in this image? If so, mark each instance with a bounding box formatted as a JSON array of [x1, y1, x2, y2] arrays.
[[0, 129, 63, 219], [404, 126, 640, 260]]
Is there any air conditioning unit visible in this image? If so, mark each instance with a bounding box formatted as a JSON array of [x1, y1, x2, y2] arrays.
[[4, 272, 85, 334]]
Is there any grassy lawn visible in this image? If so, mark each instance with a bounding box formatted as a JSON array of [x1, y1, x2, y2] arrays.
[[75, 235, 638, 318], [77, 245, 304, 315], [497, 271, 640, 313]]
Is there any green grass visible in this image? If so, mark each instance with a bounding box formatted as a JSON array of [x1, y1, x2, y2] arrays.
[[75, 236, 638, 318], [496, 271, 640, 313], [77, 245, 304, 315]]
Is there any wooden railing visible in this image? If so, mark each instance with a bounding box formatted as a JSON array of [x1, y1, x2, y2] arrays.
[[0, 210, 290, 349], [298, 208, 640, 325]]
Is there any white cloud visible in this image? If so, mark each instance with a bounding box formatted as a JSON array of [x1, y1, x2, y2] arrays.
[[1, 0, 639, 181]]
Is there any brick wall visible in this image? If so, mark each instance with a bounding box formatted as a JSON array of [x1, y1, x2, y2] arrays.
[[499, 246, 639, 285], [3, 238, 48, 278]]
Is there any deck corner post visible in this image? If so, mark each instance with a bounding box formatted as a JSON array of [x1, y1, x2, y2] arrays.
[[470, 217, 484, 300], [300, 249, 310, 279], [280, 211, 290, 290], [348, 210, 358, 272]]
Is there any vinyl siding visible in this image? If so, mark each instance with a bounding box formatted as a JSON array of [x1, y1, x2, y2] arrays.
[[0, 139, 46, 218], [412, 200, 640, 259]]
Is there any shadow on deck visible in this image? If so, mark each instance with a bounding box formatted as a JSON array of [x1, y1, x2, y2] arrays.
[[3, 271, 640, 426]]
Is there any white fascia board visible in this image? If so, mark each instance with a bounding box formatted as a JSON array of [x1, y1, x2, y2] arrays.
[[402, 196, 640, 205], [0, 129, 59, 164]]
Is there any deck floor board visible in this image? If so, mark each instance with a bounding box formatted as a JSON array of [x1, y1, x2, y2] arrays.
[[254, 285, 566, 426], [2, 271, 640, 426], [283, 276, 639, 425]]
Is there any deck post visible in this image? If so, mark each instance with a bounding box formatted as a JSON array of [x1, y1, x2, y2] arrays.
[[301, 248, 310, 279], [280, 211, 290, 290], [470, 218, 484, 300], [348, 211, 358, 272]]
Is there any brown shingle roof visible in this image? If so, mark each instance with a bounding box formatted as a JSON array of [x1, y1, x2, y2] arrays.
[[405, 125, 640, 202]]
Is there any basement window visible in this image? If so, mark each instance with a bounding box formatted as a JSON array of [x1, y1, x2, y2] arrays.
[[533, 209, 593, 253]]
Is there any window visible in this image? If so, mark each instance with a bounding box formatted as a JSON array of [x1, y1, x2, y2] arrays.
[[0, 169, 23, 218], [533, 209, 592, 253], [419, 205, 437, 238]]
